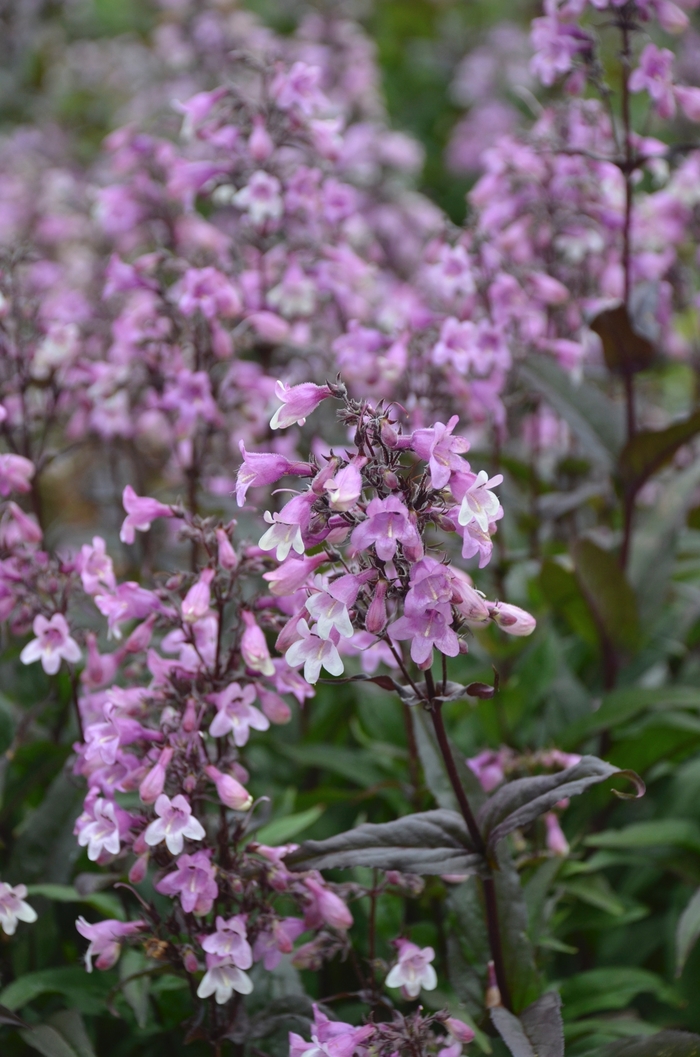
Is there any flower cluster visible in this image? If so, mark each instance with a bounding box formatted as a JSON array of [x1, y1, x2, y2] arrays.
[[241, 379, 534, 691]]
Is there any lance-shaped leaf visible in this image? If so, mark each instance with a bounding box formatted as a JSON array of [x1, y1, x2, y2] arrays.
[[285, 809, 483, 875], [598, 1031, 700, 1056], [618, 411, 700, 503], [675, 888, 700, 976], [491, 992, 564, 1057], [573, 538, 640, 653], [477, 756, 644, 855], [519, 355, 623, 468]]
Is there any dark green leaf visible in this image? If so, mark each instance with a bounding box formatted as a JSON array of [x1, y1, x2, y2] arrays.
[[676, 888, 700, 975], [559, 686, 700, 749], [254, 805, 324, 845], [599, 1031, 700, 1056], [0, 1004, 27, 1027], [559, 967, 679, 1019], [619, 411, 700, 502], [573, 538, 640, 653], [491, 992, 564, 1057], [477, 756, 643, 854], [585, 820, 700, 855], [0, 968, 113, 1014], [45, 1012, 96, 1057], [285, 809, 482, 875], [519, 355, 623, 466], [19, 1026, 80, 1057], [494, 845, 542, 1013], [589, 302, 656, 375]]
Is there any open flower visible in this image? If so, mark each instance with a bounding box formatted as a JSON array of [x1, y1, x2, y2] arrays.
[[0, 882, 37, 935], [208, 682, 269, 744], [76, 917, 145, 972], [269, 380, 331, 430], [20, 613, 81, 675], [144, 794, 205, 855], [196, 953, 253, 1003], [119, 485, 173, 544], [285, 619, 344, 683], [385, 939, 437, 998]]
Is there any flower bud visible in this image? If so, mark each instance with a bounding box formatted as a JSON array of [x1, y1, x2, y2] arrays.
[[241, 610, 275, 676], [124, 614, 156, 654], [445, 1018, 475, 1045], [258, 688, 292, 725], [182, 698, 198, 733], [132, 831, 149, 856], [183, 949, 199, 974], [216, 528, 238, 571], [129, 853, 149, 884], [205, 764, 253, 811], [248, 115, 274, 161], [182, 569, 214, 624], [139, 747, 174, 804], [545, 812, 569, 856], [489, 601, 536, 636], [485, 961, 501, 1008], [275, 610, 306, 653], [365, 580, 388, 634]]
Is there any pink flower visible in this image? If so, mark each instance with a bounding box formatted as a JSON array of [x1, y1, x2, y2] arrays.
[[629, 44, 676, 118], [205, 765, 253, 811], [258, 492, 315, 561], [385, 939, 437, 998], [233, 171, 283, 225], [144, 794, 205, 855], [349, 495, 423, 563], [467, 750, 507, 793], [139, 747, 174, 804], [271, 62, 324, 115], [285, 619, 344, 684], [216, 528, 238, 570], [489, 601, 536, 636], [404, 557, 454, 614], [94, 582, 162, 639], [253, 917, 305, 970], [306, 591, 354, 640], [445, 1018, 476, 1045], [196, 954, 253, 1003], [324, 460, 365, 512], [545, 812, 569, 856], [236, 441, 311, 507], [20, 613, 81, 675], [262, 554, 326, 596], [201, 915, 252, 968], [258, 688, 292, 725], [75, 797, 122, 861], [455, 470, 503, 534], [182, 569, 214, 624], [240, 610, 275, 676], [0, 882, 37, 935], [530, 16, 588, 87], [389, 604, 460, 668], [156, 850, 218, 915], [269, 380, 332, 430], [79, 537, 116, 595], [119, 485, 173, 544], [177, 267, 241, 320], [207, 683, 269, 744], [303, 877, 353, 930], [675, 85, 700, 122], [411, 416, 470, 490], [0, 454, 34, 496], [289, 1006, 374, 1057], [172, 87, 228, 139], [76, 917, 145, 972]]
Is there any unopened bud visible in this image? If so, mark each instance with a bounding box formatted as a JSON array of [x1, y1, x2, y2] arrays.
[[129, 853, 149, 884], [216, 528, 238, 571], [365, 581, 388, 634], [205, 764, 253, 811], [182, 698, 198, 733], [139, 747, 174, 803], [445, 1018, 475, 1045], [485, 961, 501, 1008], [183, 948, 199, 974]]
